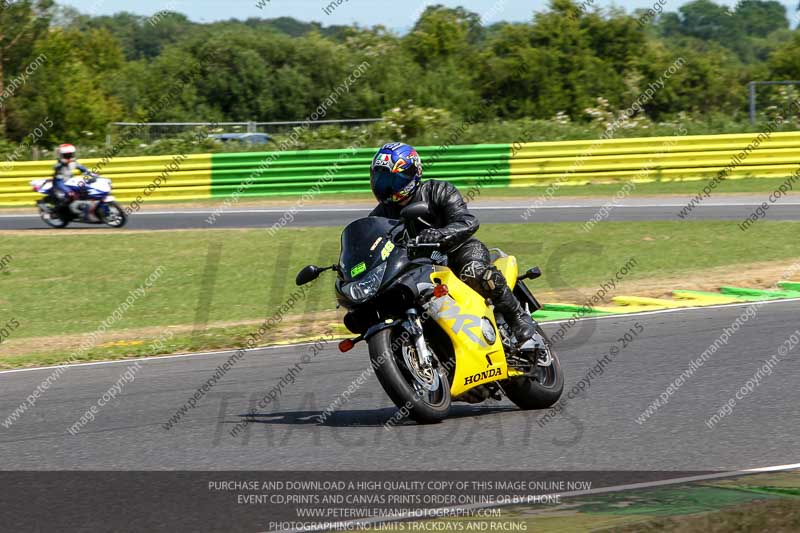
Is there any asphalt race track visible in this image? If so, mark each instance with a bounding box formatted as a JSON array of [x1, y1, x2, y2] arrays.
[[1, 300, 797, 471], [2, 196, 800, 230]]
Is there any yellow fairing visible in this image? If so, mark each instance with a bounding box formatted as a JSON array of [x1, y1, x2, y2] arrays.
[[493, 255, 519, 290], [427, 267, 509, 397]]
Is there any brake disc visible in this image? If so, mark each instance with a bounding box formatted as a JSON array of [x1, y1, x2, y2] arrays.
[[401, 344, 440, 392]]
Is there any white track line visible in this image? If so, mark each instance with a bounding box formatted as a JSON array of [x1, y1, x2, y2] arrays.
[[0, 341, 319, 376], [272, 462, 800, 533], [1, 297, 798, 376]]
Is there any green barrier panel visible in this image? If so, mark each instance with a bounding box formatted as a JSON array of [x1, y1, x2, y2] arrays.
[[720, 287, 800, 299], [209, 144, 511, 199], [671, 290, 754, 302], [672, 289, 749, 298], [539, 303, 612, 315], [777, 281, 800, 291], [532, 310, 585, 321]]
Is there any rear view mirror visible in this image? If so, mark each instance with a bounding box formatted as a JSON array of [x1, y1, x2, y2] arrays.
[[296, 265, 323, 286], [400, 202, 429, 221]]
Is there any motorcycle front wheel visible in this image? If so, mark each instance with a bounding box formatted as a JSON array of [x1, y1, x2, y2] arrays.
[[368, 327, 451, 424], [98, 201, 127, 228]]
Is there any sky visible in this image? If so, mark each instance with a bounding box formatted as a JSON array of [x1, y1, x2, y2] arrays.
[[63, 0, 798, 28]]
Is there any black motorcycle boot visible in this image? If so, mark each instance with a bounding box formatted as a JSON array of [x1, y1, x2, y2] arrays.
[[492, 284, 536, 345]]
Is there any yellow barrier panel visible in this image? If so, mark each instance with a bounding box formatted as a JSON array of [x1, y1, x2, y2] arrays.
[[511, 148, 799, 173], [512, 131, 800, 157], [0, 154, 212, 207], [510, 131, 800, 186], [508, 163, 800, 187], [611, 296, 691, 308]]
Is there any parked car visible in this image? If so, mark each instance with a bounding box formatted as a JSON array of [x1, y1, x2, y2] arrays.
[[208, 133, 271, 145]]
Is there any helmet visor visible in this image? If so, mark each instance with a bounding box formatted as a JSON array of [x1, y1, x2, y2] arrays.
[[371, 167, 415, 203]]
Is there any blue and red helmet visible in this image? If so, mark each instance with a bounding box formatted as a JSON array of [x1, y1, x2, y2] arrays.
[[370, 142, 423, 205]]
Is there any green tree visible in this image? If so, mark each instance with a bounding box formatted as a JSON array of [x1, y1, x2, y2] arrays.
[[768, 32, 800, 79], [133, 12, 194, 59], [0, 0, 54, 135], [477, 1, 642, 120], [404, 5, 483, 67], [678, 0, 737, 41], [7, 28, 124, 143], [2, 3, 799, 151], [83, 12, 145, 60], [733, 0, 788, 37]]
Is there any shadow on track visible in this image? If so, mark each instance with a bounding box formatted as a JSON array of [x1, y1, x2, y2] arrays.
[[231, 404, 520, 428]]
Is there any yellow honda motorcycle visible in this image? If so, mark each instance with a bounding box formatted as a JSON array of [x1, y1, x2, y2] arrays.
[[296, 202, 564, 423]]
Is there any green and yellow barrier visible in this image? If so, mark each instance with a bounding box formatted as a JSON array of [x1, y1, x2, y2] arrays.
[[2, 131, 799, 206], [531, 281, 800, 322]]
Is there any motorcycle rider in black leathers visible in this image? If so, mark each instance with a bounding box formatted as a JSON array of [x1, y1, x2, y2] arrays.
[[368, 142, 537, 346]]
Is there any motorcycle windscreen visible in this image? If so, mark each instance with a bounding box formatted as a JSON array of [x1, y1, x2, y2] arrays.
[[339, 217, 397, 282]]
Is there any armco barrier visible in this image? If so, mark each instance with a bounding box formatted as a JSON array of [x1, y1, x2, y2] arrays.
[[2, 131, 799, 206]]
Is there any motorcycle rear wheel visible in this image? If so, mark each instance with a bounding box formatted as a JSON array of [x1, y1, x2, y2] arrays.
[[501, 324, 564, 410], [38, 201, 69, 228], [368, 327, 451, 424]]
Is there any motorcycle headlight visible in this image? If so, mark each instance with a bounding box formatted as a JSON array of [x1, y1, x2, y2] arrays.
[[342, 263, 387, 303]]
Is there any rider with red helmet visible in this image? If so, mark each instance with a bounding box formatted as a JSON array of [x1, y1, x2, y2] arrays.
[[52, 144, 99, 213]]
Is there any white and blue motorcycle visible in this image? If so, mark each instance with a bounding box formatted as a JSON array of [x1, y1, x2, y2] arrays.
[[30, 176, 127, 229]]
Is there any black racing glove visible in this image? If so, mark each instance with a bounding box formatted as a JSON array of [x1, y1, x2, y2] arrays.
[[417, 228, 444, 244]]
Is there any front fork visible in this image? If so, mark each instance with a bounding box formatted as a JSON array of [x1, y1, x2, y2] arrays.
[[405, 308, 432, 368], [401, 308, 444, 392]]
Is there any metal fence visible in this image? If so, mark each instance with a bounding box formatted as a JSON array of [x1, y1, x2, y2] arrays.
[[105, 118, 384, 146], [747, 80, 800, 124]]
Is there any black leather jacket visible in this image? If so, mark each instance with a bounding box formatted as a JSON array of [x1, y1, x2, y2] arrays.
[[370, 179, 479, 252]]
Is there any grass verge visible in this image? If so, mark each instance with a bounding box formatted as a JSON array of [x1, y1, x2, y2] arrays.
[[375, 470, 800, 532], [1, 220, 798, 368]]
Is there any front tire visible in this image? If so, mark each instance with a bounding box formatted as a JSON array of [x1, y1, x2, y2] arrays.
[[98, 201, 127, 228], [501, 325, 564, 410], [368, 327, 451, 424]]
